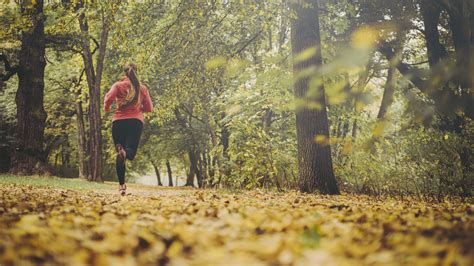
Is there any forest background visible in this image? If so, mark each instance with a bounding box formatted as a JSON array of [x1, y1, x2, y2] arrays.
[[0, 0, 473, 200]]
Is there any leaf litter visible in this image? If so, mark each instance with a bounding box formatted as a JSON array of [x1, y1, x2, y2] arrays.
[[0, 183, 472, 265]]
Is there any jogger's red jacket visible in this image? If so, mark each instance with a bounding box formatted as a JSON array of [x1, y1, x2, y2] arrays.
[[104, 77, 154, 122]]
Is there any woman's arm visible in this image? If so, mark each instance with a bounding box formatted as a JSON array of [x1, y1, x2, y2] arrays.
[[104, 84, 119, 112], [141, 86, 154, 113]]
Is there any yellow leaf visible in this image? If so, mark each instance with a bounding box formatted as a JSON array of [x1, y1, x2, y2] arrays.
[[351, 26, 379, 50], [294, 47, 318, 63], [342, 140, 353, 154], [372, 121, 387, 137], [205, 56, 227, 70], [315, 135, 329, 145]]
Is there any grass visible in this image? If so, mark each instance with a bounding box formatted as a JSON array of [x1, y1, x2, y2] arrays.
[[0, 174, 113, 190]]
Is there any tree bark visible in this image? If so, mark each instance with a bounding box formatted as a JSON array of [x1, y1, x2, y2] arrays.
[[291, 0, 339, 194], [166, 159, 173, 187], [10, 0, 48, 175]]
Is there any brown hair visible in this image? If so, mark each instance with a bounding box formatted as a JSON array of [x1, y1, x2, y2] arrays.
[[122, 63, 141, 108]]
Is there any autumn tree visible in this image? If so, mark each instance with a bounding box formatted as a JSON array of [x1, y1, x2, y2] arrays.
[[77, 1, 118, 181], [291, 0, 339, 194], [9, 0, 48, 174]]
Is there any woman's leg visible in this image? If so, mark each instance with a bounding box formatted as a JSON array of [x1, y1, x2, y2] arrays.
[[112, 121, 127, 185], [124, 119, 143, 161]]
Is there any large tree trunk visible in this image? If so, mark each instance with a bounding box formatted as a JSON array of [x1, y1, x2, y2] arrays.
[[291, 0, 339, 195], [10, 0, 48, 175], [420, 0, 449, 67], [78, 8, 111, 182], [471, 3, 474, 87], [445, 0, 472, 89], [75, 87, 89, 179], [417, 0, 473, 196], [444, 0, 473, 197], [166, 160, 173, 187]]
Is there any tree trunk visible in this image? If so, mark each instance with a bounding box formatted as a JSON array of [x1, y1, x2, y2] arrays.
[[61, 137, 70, 167], [208, 152, 216, 186], [196, 152, 205, 188], [445, 1, 473, 197], [0, 109, 13, 173], [78, 7, 111, 182], [377, 66, 396, 119], [446, 0, 472, 89], [471, 4, 474, 87], [420, 0, 449, 67], [262, 109, 273, 132], [196, 160, 203, 188], [201, 151, 209, 188], [342, 120, 350, 139], [208, 127, 220, 187], [185, 149, 197, 187], [351, 118, 358, 139], [166, 159, 173, 187], [219, 120, 230, 187], [291, 0, 339, 195], [75, 87, 89, 179], [10, 0, 48, 175], [152, 162, 162, 186]]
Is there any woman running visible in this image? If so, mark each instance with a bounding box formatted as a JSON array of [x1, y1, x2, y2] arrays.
[[104, 63, 153, 195]]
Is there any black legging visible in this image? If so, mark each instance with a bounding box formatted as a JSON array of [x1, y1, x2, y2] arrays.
[[112, 119, 143, 185]]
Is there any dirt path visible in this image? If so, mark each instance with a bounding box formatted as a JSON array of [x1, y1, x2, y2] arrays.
[[100, 182, 196, 197]]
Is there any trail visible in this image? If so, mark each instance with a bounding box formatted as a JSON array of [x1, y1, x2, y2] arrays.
[[101, 182, 195, 198]]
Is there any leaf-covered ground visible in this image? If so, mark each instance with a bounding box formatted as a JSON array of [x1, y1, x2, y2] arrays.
[[0, 177, 473, 265]]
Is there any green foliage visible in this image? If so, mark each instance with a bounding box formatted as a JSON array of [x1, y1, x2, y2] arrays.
[[227, 121, 296, 189], [333, 114, 474, 199], [1, 0, 472, 198]]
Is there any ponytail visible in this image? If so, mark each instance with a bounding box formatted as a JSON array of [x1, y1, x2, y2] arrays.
[[122, 63, 141, 108]]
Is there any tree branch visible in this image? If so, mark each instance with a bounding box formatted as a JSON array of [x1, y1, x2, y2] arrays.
[[232, 29, 264, 56], [378, 41, 474, 119], [0, 53, 19, 82], [45, 33, 82, 53]]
